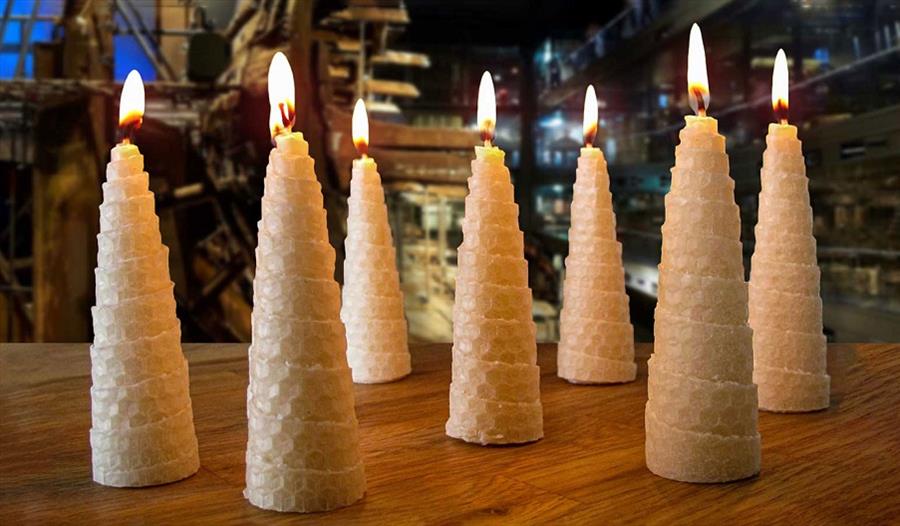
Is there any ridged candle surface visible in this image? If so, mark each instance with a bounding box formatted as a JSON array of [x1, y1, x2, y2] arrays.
[[90, 143, 200, 487], [445, 146, 543, 445], [645, 116, 761, 483], [558, 147, 636, 384], [244, 132, 365, 512], [749, 123, 830, 412], [341, 157, 411, 383]]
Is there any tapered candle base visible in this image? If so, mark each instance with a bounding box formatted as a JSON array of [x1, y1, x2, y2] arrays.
[[645, 117, 760, 483], [245, 133, 365, 512], [446, 146, 543, 445], [90, 144, 199, 488], [750, 123, 829, 413]]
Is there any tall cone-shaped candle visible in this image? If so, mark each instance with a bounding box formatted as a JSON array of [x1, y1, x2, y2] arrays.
[[90, 70, 200, 487], [645, 26, 760, 483], [341, 99, 411, 383], [445, 72, 543, 445], [244, 53, 365, 513], [558, 85, 636, 384], [749, 50, 829, 412]]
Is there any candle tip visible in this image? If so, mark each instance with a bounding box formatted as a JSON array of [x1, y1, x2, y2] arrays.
[[477, 71, 496, 144], [772, 48, 789, 123], [583, 84, 598, 147], [268, 51, 296, 141], [118, 69, 145, 144], [687, 23, 710, 115], [352, 98, 369, 157]]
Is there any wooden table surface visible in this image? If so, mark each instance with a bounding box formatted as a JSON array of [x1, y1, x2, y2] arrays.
[[2, 343, 899, 524]]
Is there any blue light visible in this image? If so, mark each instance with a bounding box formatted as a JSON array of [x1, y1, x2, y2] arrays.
[[658, 93, 668, 108], [113, 7, 157, 81], [0, 0, 64, 79], [0, 53, 16, 78], [538, 111, 565, 129], [3, 20, 21, 45], [114, 36, 157, 81]]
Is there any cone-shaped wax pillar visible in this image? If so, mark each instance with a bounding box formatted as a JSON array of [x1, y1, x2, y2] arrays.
[[244, 132, 365, 512], [750, 124, 829, 412], [341, 157, 411, 383], [645, 116, 761, 483], [90, 143, 199, 487], [446, 146, 543, 445], [558, 147, 636, 383]]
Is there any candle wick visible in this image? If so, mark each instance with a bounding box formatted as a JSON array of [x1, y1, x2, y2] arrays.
[[690, 86, 707, 117], [779, 118, 788, 125]]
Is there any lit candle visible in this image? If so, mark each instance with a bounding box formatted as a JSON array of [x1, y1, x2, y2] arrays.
[[445, 71, 543, 445], [749, 49, 830, 412], [90, 69, 199, 487], [244, 52, 365, 513], [645, 24, 760, 483], [557, 85, 636, 384], [340, 99, 411, 383]]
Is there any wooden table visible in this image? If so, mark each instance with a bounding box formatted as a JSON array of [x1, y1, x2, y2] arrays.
[[2, 343, 899, 524]]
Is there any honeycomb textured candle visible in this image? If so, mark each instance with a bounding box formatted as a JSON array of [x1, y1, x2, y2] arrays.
[[558, 147, 636, 384], [341, 157, 411, 383], [645, 116, 761, 483], [90, 143, 199, 487], [749, 124, 829, 412], [445, 146, 543, 445], [244, 132, 365, 512]]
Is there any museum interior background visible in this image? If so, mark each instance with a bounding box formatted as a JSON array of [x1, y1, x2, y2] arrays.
[[1, 0, 898, 344]]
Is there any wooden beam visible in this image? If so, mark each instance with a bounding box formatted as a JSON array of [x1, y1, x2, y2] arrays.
[[325, 105, 479, 150], [366, 100, 401, 115], [324, 7, 409, 25], [32, 130, 102, 342], [335, 39, 362, 53], [331, 140, 473, 188], [327, 64, 350, 79], [371, 50, 431, 68], [365, 78, 420, 98], [158, 1, 189, 79]]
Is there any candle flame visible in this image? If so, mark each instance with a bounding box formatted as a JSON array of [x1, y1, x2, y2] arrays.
[[772, 48, 789, 124], [687, 23, 710, 116], [352, 98, 369, 157], [583, 84, 598, 147], [118, 70, 144, 144], [268, 51, 296, 140], [477, 71, 496, 145]]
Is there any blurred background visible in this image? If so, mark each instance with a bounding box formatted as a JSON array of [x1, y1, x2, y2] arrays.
[[1, 0, 898, 344]]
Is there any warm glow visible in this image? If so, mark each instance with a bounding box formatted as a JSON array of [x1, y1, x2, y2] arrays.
[[583, 85, 598, 147], [352, 98, 369, 157], [477, 71, 496, 145], [118, 70, 144, 143], [772, 48, 789, 123], [268, 51, 296, 139], [687, 23, 710, 116]]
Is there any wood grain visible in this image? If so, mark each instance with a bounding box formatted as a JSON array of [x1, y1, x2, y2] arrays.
[[1, 343, 899, 524]]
